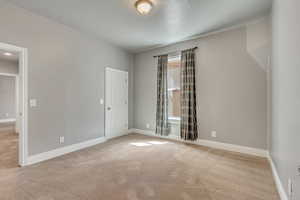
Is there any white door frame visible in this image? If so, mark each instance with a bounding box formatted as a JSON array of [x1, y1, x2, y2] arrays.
[[105, 67, 128, 139], [0, 42, 28, 167]]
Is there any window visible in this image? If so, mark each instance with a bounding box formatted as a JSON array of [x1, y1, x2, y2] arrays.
[[167, 54, 181, 121]]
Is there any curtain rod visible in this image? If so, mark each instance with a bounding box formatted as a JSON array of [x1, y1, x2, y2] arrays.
[[153, 47, 198, 58]]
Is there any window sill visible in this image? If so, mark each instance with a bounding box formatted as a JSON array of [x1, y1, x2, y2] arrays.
[[168, 87, 180, 91], [168, 117, 180, 125]]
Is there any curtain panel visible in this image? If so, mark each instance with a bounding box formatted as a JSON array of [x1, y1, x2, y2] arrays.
[[180, 48, 198, 141], [156, 55, 170, 136]]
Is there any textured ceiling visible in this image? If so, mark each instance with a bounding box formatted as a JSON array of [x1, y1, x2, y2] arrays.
[[7, 0, 272, 52]]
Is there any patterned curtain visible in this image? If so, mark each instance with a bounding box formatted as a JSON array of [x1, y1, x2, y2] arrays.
[[180, 48, 198, 141], [156, 55, 170, 136]]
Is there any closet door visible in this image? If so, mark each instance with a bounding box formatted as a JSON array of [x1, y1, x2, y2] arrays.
[[105, 68, 128, 139]]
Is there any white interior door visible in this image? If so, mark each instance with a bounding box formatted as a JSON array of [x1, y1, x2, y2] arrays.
[[105, 68, 128, 139]]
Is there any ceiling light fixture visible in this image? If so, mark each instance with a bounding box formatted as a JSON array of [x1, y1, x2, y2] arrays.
[[3, 52, 12, 56], [135, 0, 153, 15]]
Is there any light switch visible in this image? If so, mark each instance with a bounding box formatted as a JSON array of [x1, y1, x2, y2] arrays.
[[211, 131, 217, 138], [59, 136, 65, 144], [100, 99, 104, 105], [29, 99, 37, 107]]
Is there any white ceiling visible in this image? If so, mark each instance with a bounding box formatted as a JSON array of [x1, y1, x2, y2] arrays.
[[8, 0, 272, 53]]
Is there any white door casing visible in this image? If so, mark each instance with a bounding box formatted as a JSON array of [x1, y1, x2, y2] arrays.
[[105, 68, 128, 139], [0, 42, 28, 166]]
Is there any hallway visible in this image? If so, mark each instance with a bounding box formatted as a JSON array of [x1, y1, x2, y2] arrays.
[[0, 123, 18, 170]]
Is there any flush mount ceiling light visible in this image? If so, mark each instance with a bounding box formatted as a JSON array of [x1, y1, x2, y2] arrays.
[[135, 0, 153, 15], [3, 52, 12, 56]]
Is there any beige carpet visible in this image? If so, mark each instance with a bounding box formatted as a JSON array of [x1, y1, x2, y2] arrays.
[[0, 133, 279, 200]]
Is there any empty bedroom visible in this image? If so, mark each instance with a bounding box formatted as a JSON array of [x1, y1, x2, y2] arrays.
[[0, 0, 299, 199]]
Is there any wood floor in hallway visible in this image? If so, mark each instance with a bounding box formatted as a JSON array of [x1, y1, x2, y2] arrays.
[[0, 133, 279, 200], [0, 131, 18, 170]]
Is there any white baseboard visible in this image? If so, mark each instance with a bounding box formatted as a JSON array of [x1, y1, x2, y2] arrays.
[[26, 137, 107, 165], [0, 118, 16, 123], [129, 128, 268, 158], [268, 154, 289, 200]]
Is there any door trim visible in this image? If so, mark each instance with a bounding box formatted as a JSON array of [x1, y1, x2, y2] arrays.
[[106, 67, 128, 74], [0, 42, 29, 167], [105, 67, 128, 139]]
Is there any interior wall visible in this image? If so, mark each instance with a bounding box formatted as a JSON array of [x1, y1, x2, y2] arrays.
[[272, 0, 300, 198], [133, 17, 271, 150], [0, 3, 134, 156], [0, 75, 16, 120]]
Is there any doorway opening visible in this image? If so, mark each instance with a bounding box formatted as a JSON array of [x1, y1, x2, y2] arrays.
[[0, 42, 28, 167]]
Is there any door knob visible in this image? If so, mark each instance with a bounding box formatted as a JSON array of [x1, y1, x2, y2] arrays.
[[107, 107, 111, 111]]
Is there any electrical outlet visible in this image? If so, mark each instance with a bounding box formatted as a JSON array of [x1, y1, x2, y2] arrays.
[[59, 136, 65, 144], [288, 178, 293, 197], [211, 131, 217, 138], [5, 113, 9, 117], [146, 124, 150, 129]]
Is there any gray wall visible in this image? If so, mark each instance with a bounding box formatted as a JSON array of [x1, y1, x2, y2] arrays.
[[0, 75, 16, 119], [0, 3, 134, 156], [272, 0, 300, 198], [133, 18, 271, 150], [0, 59, 18, 74]]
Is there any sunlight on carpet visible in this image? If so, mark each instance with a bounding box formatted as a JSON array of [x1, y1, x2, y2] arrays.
[[130, 140, 169, 146]]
